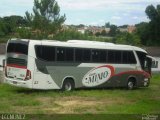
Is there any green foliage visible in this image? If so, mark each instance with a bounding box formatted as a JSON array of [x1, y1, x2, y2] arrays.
[[135, 22, 149, 45], [53, 29, 88, 41], [3, 15, 27, 33], [95, 32, 101, 37], [115, 32, 141, 46], [105, 22, 110, 28], [101, 30, 107, 36], [85, 30, 93, 36], [0, 15, 27, 40], [50, 28, 112, 42], [136, 4, 160, 46], [0, 21, 6, 36], [16, 27, 32, 39], [108, 25, 118, 37], [25, 0, 66, 37]]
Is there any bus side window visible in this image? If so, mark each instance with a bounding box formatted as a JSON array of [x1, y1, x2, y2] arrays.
[[108, 50, 115, 63], [75, 49, 83, 62], [65, 48, 74, 61], [128, 51, 136, 64], [99, 50, 106, 62], [57, 48, 65, 61], [92, 50, 100, 62], [107, 50, 122, 64], [83, 49, 91, 62], [122, 51, 136, 64], [91, 49, 106, 63], [115, 51, 122, 63], [35, 45, 55, 61], [41, 46, 55, 61]]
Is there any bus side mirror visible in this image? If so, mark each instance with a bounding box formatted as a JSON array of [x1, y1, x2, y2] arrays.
[[152, 60, 158, 68]]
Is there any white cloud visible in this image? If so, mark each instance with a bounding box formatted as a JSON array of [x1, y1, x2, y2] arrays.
[[1, 0, 34, 7], [111, 16, 122, 20], [132, 16, 139, 20], [57, 0, 159, 10], [0, 0, 157, 25]]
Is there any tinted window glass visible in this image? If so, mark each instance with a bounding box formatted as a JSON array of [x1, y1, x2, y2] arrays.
[[75, 49, 83, 61], [136, 51, 146, 69], [92, 50, 107, 63], [128, 51, 136, 64], [92, 50, 100, 62], [122, 51, 136, 64], [99, 50, 107, 62], [115, 51, 122, 63], [7, 42, 28, 55], [65, 48, 74, 61], [122, 51, 128, 64], [83, 49, 91, 62], [56, 47, 74, 62], [107, 50, 122, 63], [75, 48, 91, 62], [35, 45, 55, 61], [108, 50, 115, 63], [57, 48, 65, 61]]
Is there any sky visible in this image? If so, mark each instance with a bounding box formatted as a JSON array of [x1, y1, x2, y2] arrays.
[[0, 0, 159, 26]]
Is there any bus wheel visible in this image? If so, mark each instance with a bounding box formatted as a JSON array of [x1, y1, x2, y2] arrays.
[[62, 79, 75, 91], [127, 78, 136, 90]]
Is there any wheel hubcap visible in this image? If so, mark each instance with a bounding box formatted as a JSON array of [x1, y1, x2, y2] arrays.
[[65, 83, 72, 91], [128, 82, 133, 89]]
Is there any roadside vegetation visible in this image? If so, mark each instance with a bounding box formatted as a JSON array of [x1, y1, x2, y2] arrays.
[[0, 74, 159, 116]]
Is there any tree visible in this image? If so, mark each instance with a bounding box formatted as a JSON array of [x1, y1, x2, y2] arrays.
[[2, 16, 27, 33], [144, 4, 160, 46], [25, 0, 66, 37], [101, 30, 107, 36], [108, 25, 118, 37], [85, 30, 93, 36], [95, 32, 101, 37], [135, 22, 149, 45], [105, 22, 110, 28]]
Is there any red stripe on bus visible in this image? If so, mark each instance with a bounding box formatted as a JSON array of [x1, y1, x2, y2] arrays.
[[97, 65, 115, 77], [114, 70, 151, 78], [7, 64, 27, 69]]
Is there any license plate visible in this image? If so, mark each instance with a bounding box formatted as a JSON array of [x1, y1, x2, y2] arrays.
[[13, 81, 17, 84]]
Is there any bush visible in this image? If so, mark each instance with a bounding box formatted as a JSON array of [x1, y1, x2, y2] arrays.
[[115, 32, 141, 46]]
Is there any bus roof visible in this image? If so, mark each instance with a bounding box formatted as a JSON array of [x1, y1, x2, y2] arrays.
[[10, 38, 147, 53]]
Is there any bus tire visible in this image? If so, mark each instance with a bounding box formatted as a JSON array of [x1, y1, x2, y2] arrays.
[[127, 78, 136, 90], [62, 79, 75, 91]]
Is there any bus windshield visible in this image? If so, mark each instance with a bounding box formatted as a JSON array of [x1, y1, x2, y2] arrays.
[[136, 51, 152, 74], [144, 57, 152, 74]]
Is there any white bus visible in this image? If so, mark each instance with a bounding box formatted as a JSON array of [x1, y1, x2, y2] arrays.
[[5, 39, 152, 91]]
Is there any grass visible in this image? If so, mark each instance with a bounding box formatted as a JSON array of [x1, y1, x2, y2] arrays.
[[0, 74, 160, 119]]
